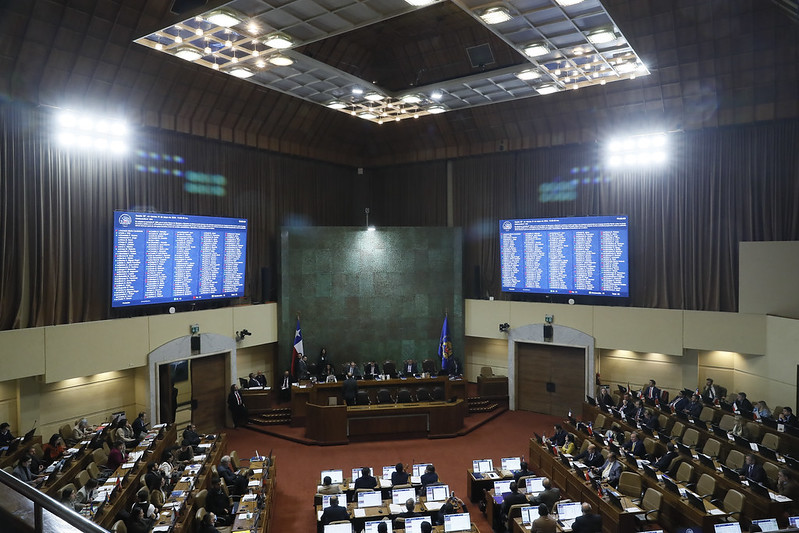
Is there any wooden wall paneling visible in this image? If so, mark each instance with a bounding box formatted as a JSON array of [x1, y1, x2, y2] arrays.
[[190, 353, 227, 432], [516, 343, 552, 415]]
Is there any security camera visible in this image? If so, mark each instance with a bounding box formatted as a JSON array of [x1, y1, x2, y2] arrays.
[[499, 323, 510, 333], [235, 329, 252, 341]]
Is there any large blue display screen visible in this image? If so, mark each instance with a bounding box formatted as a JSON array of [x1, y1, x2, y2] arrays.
[[500, 215, 629, 297], [112, 211, 247, 307]]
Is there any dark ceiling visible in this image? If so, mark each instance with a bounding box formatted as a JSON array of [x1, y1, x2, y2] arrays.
[[0, 0, 797, 167]]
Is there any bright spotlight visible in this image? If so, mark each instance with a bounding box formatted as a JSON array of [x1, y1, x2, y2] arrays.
[[54, 108, 131, 156], [605, 132, 669, 168]]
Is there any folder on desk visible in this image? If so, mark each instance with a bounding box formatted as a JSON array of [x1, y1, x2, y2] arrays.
[[389, 504, 404, 514], [353, 508, 366, 518], [424, 501, 445, 511]]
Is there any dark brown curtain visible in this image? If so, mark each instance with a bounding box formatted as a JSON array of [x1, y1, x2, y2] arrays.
[[2, 101, 799, 330]]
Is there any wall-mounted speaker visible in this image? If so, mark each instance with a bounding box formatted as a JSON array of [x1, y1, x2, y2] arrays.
[[543, 324, 554, 342], [190, 335, 201, 353]]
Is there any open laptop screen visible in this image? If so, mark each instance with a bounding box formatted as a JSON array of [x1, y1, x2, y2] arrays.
[[364, 520, 393, 533], [404, 517, 429, 533], [321, 495, 334, 509], [713, 524, 743, 533], [357, 491, 382, 508], [382, 466, 396, 480], [444, 512, 471, 532], [426, 484, 450, 501], [494, 480, 512, 495], [750, 519, 779, 532], [521, 506, 540, 525], [392, 487, 416, 505], [352, 467, 374, 480], [557, 502, 582, 521], [788, 517, 799, 528], [472, 459, 494, 473], [501, 457, 522, 471], [321, 469, 344, 484], [413, 463, 432, 477], [324, 524, 353, 533], [526, 477, 546, 494]]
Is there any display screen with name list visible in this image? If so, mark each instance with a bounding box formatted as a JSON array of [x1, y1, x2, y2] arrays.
[[500, 215, 629, 297], [112, 211, 248, 307]]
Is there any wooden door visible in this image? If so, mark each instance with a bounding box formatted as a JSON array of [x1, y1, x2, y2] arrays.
[[516, 343, 585, 416], [191, 353, 227, 432]]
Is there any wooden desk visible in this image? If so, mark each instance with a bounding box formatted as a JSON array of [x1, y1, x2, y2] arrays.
[[465, 469, 512, 504], [477, 375, 508, 398], [242, 388, 272, 414], [0, 436, 42, 468]]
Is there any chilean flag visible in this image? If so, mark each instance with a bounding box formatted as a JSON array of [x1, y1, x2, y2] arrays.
[[291, 318, 304, 378]]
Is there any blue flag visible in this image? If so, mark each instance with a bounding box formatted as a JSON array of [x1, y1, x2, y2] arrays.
[[438, 314, 452, 370]]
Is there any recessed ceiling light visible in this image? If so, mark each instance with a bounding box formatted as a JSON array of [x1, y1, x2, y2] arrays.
[[358, 112, 377, 120], [327, 101, 346, 110], [269, 54, 294, 66], [206, 10, 241, 28], [352, 88, 364, 95], [264, 32, 293, 49], [587, 28, 618, 44], [401, 94, 422, 104], [431, 91, 443, 100], [228, 66, 254, 79], [404, 0, 436, 5], [524, 43, 549, 58], [364, 92, 385, 102], [174, 46, 203, 61], [536, 84, 559, 95], [427, 105, 446, 114], [479, 6, 512, 24], [516, 69, 541, 81], [554, 0, 584, 6]]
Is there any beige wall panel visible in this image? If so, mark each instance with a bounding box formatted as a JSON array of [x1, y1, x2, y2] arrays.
[[235, 344, 275, 386], [593, 307, 683, 355], [45, 318, 149, 382], [148, 308, 233, 352], [697, 350, 737, 401], [37, 370, 137, 438], [0, 380, 18, 434], [683, 311, 766, 355], [0, 327, 46, 380], [599, 349, 685, 395], [509, 301, 594, 337], [233, 304, 278, 345], [465, 337, 508, 381], [465, 299, 511, 339], [134, 366, 150, 416], [739, 241, 799, 319]]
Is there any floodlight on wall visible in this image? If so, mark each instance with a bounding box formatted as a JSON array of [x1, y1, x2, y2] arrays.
[[174, 46, 203, 61], [605, 132, 669, 168], [264, 32, 293, 49], [479, 6, 512, 25], [523, 43, 549, 58], [206, 9, 242, 28]]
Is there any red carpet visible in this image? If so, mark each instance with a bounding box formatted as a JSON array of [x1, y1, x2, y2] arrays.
[[225, 409, 562, 532]]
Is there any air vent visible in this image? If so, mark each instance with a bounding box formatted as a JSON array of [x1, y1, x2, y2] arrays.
[[466, 44, 495, 68]]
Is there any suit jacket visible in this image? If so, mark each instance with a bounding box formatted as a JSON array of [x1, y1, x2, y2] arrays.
[[599, 459, 622, 485], [248, 377, 260, 388], [341, 378, 358, 403], [256, 374, 267, 387], [501, 491, 529, 516], [532, 516, 558, 533], [132, 418, 147, 439], [623, 439, 646, 458], [686, 401, 703, 418], [420, 472, 438, 487], [670, 396, 689, 412], [574, 451, 604, 468], [354, 475, 378, 490], [391, 471, 410, 486], [653, 451, 678, 472], [598, 393, 615, 408], [551, 429, 567, 447], [734, 398, 753, 413], [320, 504, 350, 525], [571, 513, 602, 533], [702, 385, 719, 402], [531, 487, 561, 512], [740, 463, 766, 484], [513, 469, 534, 483], [227, 391, 245, 411], [642, 386, 661, 401], [403, 362, 419, 375], [364, 363, 380, 376]]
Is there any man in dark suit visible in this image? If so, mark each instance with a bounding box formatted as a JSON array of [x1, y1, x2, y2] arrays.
[[255, 370, 267, 387], [393, 498, 421, 530], [550, 425, 567, 447], [669, 391, 689, 413], [131, 412, 148, 441], [500, 482, 528, 528], [278, 370, 295, 403], [629, 399, 646, 422], [342, 375, 358, 406], [391, 463, 409, 486], [205, 477, 233, 525], [653, 444, 678, 472], [623, 432, 646, 458], [403, 359, 418, 375], [420, 465, 438, 488], [595, 453, 622, 487], [685, 394, 703, 418], [571, 503, 602, 533], [354, 467, 378, 490], [247, 373, 260, 388], [641, 380, 661, 403], [702, 378, 720, 403], [779, 407, 798, 426], [529, 477, 560, 512], [363, 361, 380, 377], [598, 388, 615, 408], [182, 424, 201, 447], [734, 392, 753, 414], [738, 454, 766, 484], [573, 444, 604, 468], [227, 384, 248, 428], [513, 461, 534, 483], [320, 495, 350, 525]]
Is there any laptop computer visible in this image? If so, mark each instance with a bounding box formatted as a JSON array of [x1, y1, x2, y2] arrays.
[[472, 459, 493, 473], [494, 480, 512, 496], [697, 453, 715, 469], [749, 481, 770, 499], [413, 463, 432, 477], [364, 520, 393, 533], [357, 491, 382, 508], [761, 417, 778, 429], [757, 445, 778, 460], [643, 463, 659, 480], [382, 465, 396, 480], [324, 524, 354, 533], [788, 516, 799, 528], [556, 501, 583, 530], [321, 495, 335, 509], [404, 516, 429, 533], [23, 427, 36, 442], [657, 433, 672, 443], [686, 491, 706, 512], [392, 487, 416, 505], [321, 469, 344, 484], [501, 457, 522, 473], [720, 464, 741, 483], [352, 467, 374, 480], [750, 518, 779, 531], [426, 484, 449, 502], [443, 512, 471, 532], [732, 435, 750, 448], [520, 506, 540, 526], [605, 489, 623, 509], [559, 454, 572, 469], [533, 432, 544, 445], [526, 477, 546, 496], [713, 523, 742, 533], [711, 425, 728, 438], [586, 395, 597, 406], [661, 475, 680, 496], [676, 442, 692, 455]]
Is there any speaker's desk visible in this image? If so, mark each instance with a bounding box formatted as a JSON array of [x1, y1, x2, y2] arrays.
[[306, 400, 467, 444]]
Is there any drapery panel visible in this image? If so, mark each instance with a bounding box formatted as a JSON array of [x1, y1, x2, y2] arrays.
[[2, 101, 798, 330]]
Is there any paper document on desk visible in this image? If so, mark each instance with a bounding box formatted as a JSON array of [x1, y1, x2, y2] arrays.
[[389, 504, 404, 514], [180, 476, 193, 483], [410, 476, 421, 484], [349, 482, 356, 490], [500, 470, 512, 478], [241, 494, 257, 501], [197, 443, 212, 449], [424, 501, 444, 511], [484, 472, 500, 479], [379, 478, 391, 488], [708, 509, 725, 515], [248, 479, 260, 487], [317, 510, 323, 521], [122, 462, 135, 469], [624, 506, 643, 512], [772, 494, 792, 502], [194, 454, 207, 461], [153, 527, 170, 532], [252, 468, 263, 474], [353, 508, 366, 518]]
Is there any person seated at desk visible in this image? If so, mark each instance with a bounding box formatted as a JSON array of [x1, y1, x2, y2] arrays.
[[529, 478, 560, 512], [420, 464, 438, 488], [684, 394, 703, 418], [320, 495, 350, 525], [182, 424, 202, 448], [76, 478, 99, 507], [176, 440, 194, 463], [641, 380, 661, 403], [598, 388, 615, 408], [754, 401, 772, 420], [560, 433, 576, 455], [199, 512, 222, 533], [573, 444, 604, 469], [550, 425, 567, 447], [255, 370, 267, 387], [733, 392, 753, 414], [402, 359, 419, 376], [321, 364, 337, 383], [364, 361, 381, 378], [126, 506, 153, 533], [42, 433, 66, 466], [107, 440, 127, 472], [279, 370, 296, 403], [132, 411, 148, 441], [346, 361, 362, 378], [778, 469, 799, 511], [616, 392, 631, 409], [248, 372, 260, 388], [501, 481, 528, 520], [618, 398, 635, 419], [115, 418, 138, 448], [779, 406, 798, 426], [393, 498, 421, 529], [218, 455, 250, 495], [595, 452, 622, 487], [622, 432, 646, 458], [206, 477, 234, 526], [731, 415, 750, 439], [144, 462, 162, 492], [435, 494, 468, 525], [13, 455, 44, 487], [391, 463, 409, 486], [702, 378, 720, 403], [668, 391, 689, 413], [531, 503, 557, 533], [514, 461, 534, 483], [628, 399, 645, 422], [60, 486, 83, 512], [738, 453, 766, 484], [571, 503, 602, 533], [640, 409, 659, 431], [131, 487, 157, 519], [71, 418, 93, 443], [653, 444, 678, 472], [420, 522, 433, 533], [354, 466, 378, 490], [446, 356, 464, 377], [0, 422, 14, 448], [319, 475, 342, 494], [146, 473, 166, 509]]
